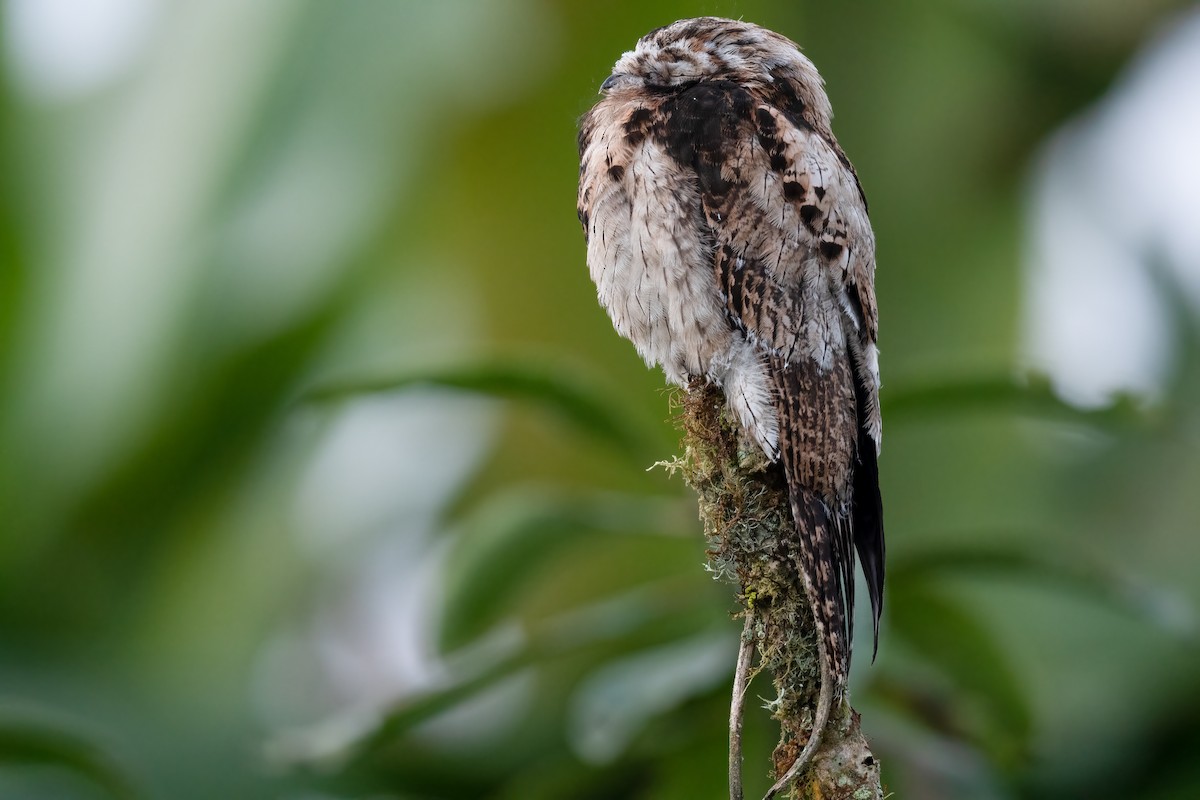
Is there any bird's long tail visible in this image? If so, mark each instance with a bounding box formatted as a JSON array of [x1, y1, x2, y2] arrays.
[[760, 489, 849, 800]]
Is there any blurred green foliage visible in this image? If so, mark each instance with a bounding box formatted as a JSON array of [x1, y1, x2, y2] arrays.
[[1, 1, 1198, 799]]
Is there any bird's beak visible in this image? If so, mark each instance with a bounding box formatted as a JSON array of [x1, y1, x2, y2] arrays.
[[600, 73, 633, 93]]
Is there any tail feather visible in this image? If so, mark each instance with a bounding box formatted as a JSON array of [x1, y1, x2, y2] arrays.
[[850, 352, 885, 659], [759, 489, 845, 800], [852, 429, 885, 657], [768, 352, 858, 684], [788, 487, 850, 689], [763, 350, 877, 795]]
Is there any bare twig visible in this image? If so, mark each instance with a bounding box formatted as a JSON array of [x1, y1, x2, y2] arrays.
[[729, 611, 756, 800]]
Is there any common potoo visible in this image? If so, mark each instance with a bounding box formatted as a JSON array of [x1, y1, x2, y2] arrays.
[[577, 17, 884, 789]]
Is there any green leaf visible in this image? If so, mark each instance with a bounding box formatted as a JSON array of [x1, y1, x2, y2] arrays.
[[439, 488, 692, 652], [886, 584, 1031, 765], [891, 542, 1197, 639], [303, 357, 659, 462], [298, 582, 718, 773], [0, 716, 140, 800], [883, 374, 1148, 430]]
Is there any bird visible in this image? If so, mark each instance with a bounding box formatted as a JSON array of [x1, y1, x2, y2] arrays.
[[576, 17, 884, 796]]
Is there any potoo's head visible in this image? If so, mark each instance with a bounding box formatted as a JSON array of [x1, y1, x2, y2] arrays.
[[602, 17, 834, 133]]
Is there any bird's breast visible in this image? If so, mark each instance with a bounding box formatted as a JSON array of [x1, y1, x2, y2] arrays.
[[584, 132, 734, 386]]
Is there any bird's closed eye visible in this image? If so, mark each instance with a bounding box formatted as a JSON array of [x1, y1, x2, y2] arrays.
[[645, 77, 703, 94], [601, 73, 704, 94]]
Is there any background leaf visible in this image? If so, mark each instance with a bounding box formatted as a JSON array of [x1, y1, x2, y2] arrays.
[[306, 357, 660, 463], [0, 716, 139, 800]]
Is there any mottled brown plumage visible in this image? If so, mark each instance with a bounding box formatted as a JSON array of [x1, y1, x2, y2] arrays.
[[577, 18, 884, 796]]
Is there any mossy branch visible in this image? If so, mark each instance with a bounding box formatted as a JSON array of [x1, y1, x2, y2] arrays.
[[675, 382, 883, 800]]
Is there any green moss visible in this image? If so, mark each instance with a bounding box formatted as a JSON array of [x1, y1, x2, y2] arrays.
[[674, 383, 882, 799], [676, 384, 820, 734]]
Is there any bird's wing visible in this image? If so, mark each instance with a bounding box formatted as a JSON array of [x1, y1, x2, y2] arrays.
[[662, 81, 885, 670]]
